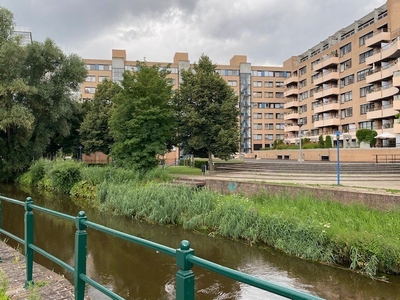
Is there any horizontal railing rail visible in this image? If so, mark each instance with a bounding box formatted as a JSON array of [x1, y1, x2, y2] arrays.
[[374, 154, 400, 163], [0, 193, 324, 300]]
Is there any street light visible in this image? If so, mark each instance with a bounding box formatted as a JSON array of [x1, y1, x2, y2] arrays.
[[335, 131, 341, 185], [298, 121, 303, 163]]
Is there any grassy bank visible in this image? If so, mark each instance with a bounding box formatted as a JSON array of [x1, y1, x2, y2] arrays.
[[18, 159, 400, 277]]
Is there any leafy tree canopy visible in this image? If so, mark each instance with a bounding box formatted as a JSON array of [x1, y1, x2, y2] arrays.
[[109, 61, 176, 172], [174, 55, 239, 168], [0, 7, 87, 180], [79, 79, 122, 155], [356, 129, 377, 147]]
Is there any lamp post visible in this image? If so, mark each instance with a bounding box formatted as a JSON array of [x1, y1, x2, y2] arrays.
[[79, 146, 83, 163], [335, 131, 341, 185], [298, 121, 303, 163]]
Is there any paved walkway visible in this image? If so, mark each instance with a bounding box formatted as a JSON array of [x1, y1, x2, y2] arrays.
[[0, 242, 89, 299]]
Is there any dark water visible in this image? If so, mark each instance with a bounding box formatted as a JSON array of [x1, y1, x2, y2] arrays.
[[1, 183, 400, 300]]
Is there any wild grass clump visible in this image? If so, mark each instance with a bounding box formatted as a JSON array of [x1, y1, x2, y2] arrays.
[[0, 269, 8, 300], [99, 185, 400, 276]]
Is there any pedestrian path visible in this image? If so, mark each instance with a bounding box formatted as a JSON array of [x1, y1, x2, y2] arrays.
[[0, 242, 89, 299]]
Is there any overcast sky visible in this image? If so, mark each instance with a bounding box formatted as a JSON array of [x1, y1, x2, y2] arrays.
[[2, 0, 385, 66]]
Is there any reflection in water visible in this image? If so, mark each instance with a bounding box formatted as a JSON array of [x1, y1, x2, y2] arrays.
[[1, 183, 400, 299]]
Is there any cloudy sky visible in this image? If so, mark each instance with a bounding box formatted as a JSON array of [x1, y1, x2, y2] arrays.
[[2, 0, 385, 66]]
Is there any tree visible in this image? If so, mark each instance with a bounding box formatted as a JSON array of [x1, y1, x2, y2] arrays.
[[109, 61, 176, 172], [356, 129, 377, 147], [174, 55, 239, 169], [79, 79, 122, 155], [318, 135, 324, 148], [324, 135, 332, 148], [0, 7, 87, 180]]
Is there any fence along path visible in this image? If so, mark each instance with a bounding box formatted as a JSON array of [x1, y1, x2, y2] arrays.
[[0, 194, 323, 300]]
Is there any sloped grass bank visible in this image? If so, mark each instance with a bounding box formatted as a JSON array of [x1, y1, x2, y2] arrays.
[[99, 182, 400, 277], [18, 159, 400, 277]]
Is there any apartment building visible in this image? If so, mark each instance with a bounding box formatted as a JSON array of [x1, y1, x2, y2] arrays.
[[81, 0, 400, 154], [81, 51, 289, 154], [283, 0, 400, 148]]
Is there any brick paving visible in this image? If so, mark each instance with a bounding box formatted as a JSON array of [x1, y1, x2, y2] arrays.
[[0, 242, 90, 300]]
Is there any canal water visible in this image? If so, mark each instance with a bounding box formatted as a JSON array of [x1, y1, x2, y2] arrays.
[[1, 183, 400, 299]]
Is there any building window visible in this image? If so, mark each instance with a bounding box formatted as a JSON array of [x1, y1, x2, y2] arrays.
[[360, 85, 373, 97], [299, 104, 307, 113], [340, 59, 352, 72], [311, 59, 320, 70], [265, 81, 273, 88], [98, 76, 109, 82], [341, 107, 353, 119], [85, 75, 96, 82], [268, 102, 284, 108], [265, 123, 273, 130], [299, 79, 307, 88], [276, 134, 285, 140], [359, 31, 373, 46], [299, 66, 307, 76], [253, 113, 262, 119], [217, 69, 240, 76], [253, 134, 262, 140], [299, 91, 308, 100], [274, 71, 286, 77], [228, 80, 237, 87], [359, 49, 374, 63], [253, 123, 263, 130], [275, 113, 284, 119], [265, 92, 274, 98], [276, 92, 284, 98], [264, 113, 274, 119], [112, 68, 124, 82], [276, 123, 285, 130], [265, 134, 273, 140], [84, 87, 96, 94], [253, 92, 262, 98], [357, 68, 371, 81], [358, 121, 373, 129], [340, 74, 354, 87], [340, 91, 352, 103], [275, 81, 284, 88], [340, 43, 352, 57], [257, 102, 267, 108], [253, 81, 262, 87]]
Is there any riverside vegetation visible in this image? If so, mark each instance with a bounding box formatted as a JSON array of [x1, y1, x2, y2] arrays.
[[18, 159, 400, 279]]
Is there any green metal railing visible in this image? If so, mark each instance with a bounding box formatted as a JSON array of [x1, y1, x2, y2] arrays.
[[0, 194, 324, 300]]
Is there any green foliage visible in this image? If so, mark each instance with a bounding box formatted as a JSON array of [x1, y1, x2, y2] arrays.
[[0, 8, 87, 181], [356, 129, 377, 147], [302, 142, 320, 149], [79, 80, 121, 155], [174, 55, 239, 168], [29, 158, 48, 185], [0, 269, 8, 298], [109, 61, 176, 172], [318, 135, 324, 148], [45, 160, 82, 194], [98, 183, 400, 276], [178, 159, 207, 169], [324, 135, 332, 148]]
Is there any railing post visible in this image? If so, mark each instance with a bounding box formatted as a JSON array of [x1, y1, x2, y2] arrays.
[[74, 211, 87, 300], [24, 197, 34, 287], [175, 240, 195, 300], [0, 193, 2, 263]]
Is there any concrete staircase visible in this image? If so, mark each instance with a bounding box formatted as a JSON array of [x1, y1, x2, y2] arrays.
[[214, 161, 400, 175]]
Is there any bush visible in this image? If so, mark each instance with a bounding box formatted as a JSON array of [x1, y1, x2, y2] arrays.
[[29, 158, 48, 185], [46, 160, 82, 194], [303, 143, 321, 149], [325, 135, 332, 148]]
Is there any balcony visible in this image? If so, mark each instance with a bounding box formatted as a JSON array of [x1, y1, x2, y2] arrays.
[[366, 89, 382, 102], [313, 101, 340, 114], [284, 125, 300, 133], [284, 99, 299, 109], [393, 95, 400, 110], [381, 37, 400, 61], [382, 85, 399, 98], [314, 116, 340, 128], [313, 70, 339, 85], [313, 55, 339, 71], [284, 87, 299, 97], [284, 75, 299, 85], [394, 122, 400, 134], [367, 60, 400, 84], [366, 51, 382, 65], [365, 30, 391, 48], [393, 71, 400, 87], [313, 84, 340, 99], [284, 112, 299, 121]]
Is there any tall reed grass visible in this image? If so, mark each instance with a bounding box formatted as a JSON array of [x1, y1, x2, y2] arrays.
[[99, 183, 400, 277]]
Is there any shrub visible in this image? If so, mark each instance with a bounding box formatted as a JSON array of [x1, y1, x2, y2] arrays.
[[46, 160, 82, 194], [29, 158, 48, 185], [325, 135, 332, 148]]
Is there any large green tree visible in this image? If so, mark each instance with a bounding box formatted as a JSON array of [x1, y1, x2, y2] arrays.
[[0, 7, 87, 180], [174, 55, 239, 169], [109, 61, 176, 172], [79, 79, 121, 155]]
